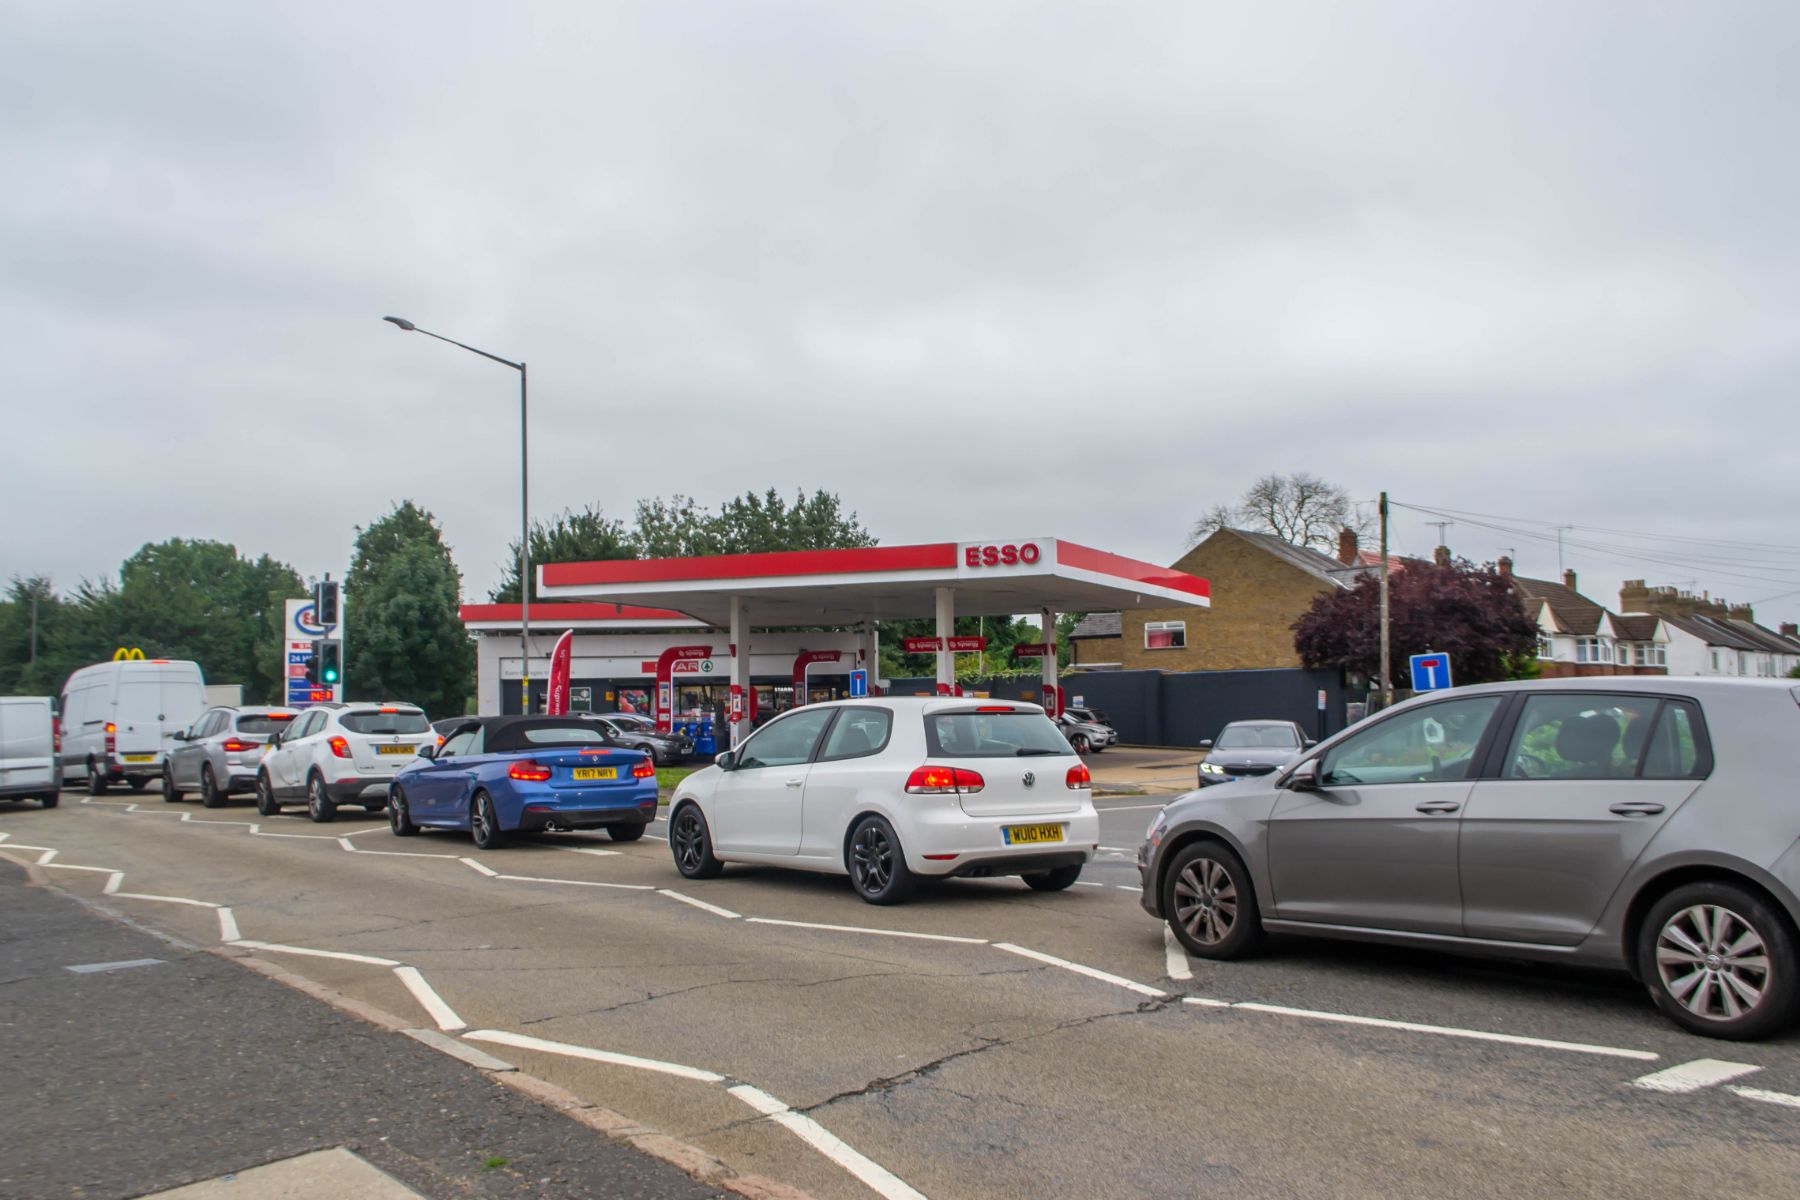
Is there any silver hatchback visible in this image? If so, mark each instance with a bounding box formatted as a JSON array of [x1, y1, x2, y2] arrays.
[[1140, 678, 1800, 1040]]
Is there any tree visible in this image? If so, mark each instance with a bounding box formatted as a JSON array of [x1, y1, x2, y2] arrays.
[[490, 506, 634, 603], [1193, 473, 1365, 552], [0, 576, 69, 695], [1292, 557, 1539, 687], [347, 503, 473, 716]]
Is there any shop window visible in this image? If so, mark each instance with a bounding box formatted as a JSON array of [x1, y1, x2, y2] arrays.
[[1144, 621, 1186, 650]]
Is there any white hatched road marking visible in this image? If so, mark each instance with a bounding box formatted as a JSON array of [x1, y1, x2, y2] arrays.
[[1729, 1085, 1800, 1109], [217, 907, 241, 942], [496, 874, 654, 890], [1631, 1060, 1762, 1093], [394, 965, 467, 1032], [460, 856, 499, 877], [113, 892, 220, 908], [1196, 999, 1658, 1061], [658, 889, 741, 919], [229, 939, 402, 967], [748, 917, 987, 945], [728, 1084, 928, 1200], [1163, 927, 1193, 982], [465, 1029, 725, 1083], [994, 942, 1168, 998]]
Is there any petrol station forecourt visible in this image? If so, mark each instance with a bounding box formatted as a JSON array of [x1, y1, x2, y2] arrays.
[[463, 537, 1210, 743]]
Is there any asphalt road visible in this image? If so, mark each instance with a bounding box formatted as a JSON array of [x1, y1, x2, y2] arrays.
[[6, 790, 1799, 1200]]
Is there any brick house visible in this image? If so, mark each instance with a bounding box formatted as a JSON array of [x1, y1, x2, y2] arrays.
[[1068, 527, 1370, 671], [1499, 561, 1669, 678]]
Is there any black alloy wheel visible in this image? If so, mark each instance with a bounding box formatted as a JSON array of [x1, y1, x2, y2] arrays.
[[669, 805, 722, 878], [606, 821, 648, 843], [470, 791, 505, 850], [162, 766, 183, 803], [255, 773, 280, 816], [306, 774, 337, 823], [389, 787, 419, 837], [848, 815, 914, 905], [200, 765, 225, 809]]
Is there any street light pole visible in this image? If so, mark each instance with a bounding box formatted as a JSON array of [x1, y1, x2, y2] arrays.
[[383, 316, 534, 713]]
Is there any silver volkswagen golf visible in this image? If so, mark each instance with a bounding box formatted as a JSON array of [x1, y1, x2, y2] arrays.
[[1139, 678, 1800, 1040]]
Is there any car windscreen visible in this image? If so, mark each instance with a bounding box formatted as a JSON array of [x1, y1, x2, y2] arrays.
[[609, 716, 655, 731], [235, 713, 297, 735], [925, 711, 1070, 758], [1216, 725, 1299, 750], [340, 711, 431, 735], [517, 726, 610, 747]]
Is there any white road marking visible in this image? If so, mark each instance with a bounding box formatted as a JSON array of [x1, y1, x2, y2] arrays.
[[1163, 927, 1193, 982], [340, 846, 460, 859], [1073, 881, 1106, 888], [336, 837, 356, 852], [557, 845, 621, 857], [464, 1029, 726, 1083], [404, 1027, 515, 1071], [103, 871, 123, 894], [113, 892, 221, 908], [728, 1085, 928, 1200], [993, 942, 1168, 998], [1098, 846, 1139, 854], [35, 848, 57, 865], [42, 862, 118, 875], [394, 965, 467, 1032], [1095, 803, 1166, 812], [495, 874, 655, 891], [1213, 1000, 1659, 1061], [217, 907, 241, 942], [67, 958, 163, 974], [340, 826, 389, 838], [748, 917, 987, 945], [1631, 1059, 1762, 1094], [229, 939, 402, 967], [658, 889, 741, 919], [1729, 1085, 1800, 1109], [460, 857, 499, 877]]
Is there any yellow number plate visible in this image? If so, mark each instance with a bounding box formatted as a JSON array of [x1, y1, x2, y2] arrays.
[[571, 767, 618, 781], [376, 744, 416, 756], [123, 754, 155, 764], [1003, 823, 1064, 845]]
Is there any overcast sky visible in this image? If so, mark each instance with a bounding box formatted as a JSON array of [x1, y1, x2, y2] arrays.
[[6, 2, 1798, 628]]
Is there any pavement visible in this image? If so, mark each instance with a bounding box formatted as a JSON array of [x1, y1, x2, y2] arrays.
[[1083, 745, 1202, 794], [0, 852, 728, 1200]]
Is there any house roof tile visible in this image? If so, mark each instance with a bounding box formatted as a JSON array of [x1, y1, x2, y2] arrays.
[[1509, 574, 1607, 635], [1068, 611, 1122, 639]]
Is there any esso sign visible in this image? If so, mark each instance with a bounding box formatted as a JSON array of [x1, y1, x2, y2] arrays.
[[964, 542, 1041, 568]]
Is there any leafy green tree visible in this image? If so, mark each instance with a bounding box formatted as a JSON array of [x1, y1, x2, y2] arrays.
[[346, 503, 472, 716], [490, 506, 634, 603], [0, 576, 70, 695]]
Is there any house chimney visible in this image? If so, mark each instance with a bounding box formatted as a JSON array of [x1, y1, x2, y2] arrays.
[[1433, 544, 1451, 567], [1782, 622, 1798, 639], [1563, 568, 1578, 591], [1336, 527, 1358, 566], [1497, 555, 1513, 578]]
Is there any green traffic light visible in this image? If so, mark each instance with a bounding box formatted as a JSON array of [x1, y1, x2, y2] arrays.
[[323, 669, 339, 683]]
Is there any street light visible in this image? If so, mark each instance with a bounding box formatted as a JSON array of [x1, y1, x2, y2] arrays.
[[383, 316, 535, 713]]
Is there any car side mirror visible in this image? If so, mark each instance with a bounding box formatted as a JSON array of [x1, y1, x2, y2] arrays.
[[171, 730, 188, 742], [416, 743, 436, 761], [1197, 739, 1213, 750], [267, 733, 282, 748], [715, 750, 736, 770], [1285, 759, 1321, 791], [1303, 738, 1317, 748]]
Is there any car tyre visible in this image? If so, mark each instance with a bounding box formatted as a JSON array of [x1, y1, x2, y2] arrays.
[[40, 792, 59, 809], [669, 804, 723, 879], [848, 815, 915, 905], [161, 765, 183, 803], [1639, 881, 1800, 1041], [87, 760, 108, 796], [126, 777, 148, 793], [1023, 865, 1083, 892], [606, 821, 648, 843], [388, 786, 419, 837], [1068, 733, 1090, 754], [1163, 841, 1264, 960], [470, 791, 505, 850], [255, 772, 280, 816], [200, 765, 225, 809], [306, 774, 337, 823]]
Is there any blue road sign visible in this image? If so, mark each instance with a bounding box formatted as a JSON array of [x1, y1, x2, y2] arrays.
[[848, 668, 869, 698], [1409, 652, 1453, 692]]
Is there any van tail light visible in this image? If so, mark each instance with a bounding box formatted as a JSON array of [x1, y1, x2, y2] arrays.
[[53, 717, 61, 754], [904, 765, 985, 794], [632, 758, 656, 779], [222, 739, 257, 753], [1066, 762, 1092, 789], [104, 722, 117, 757], [509, 759, 553, 782], [327, 736, 352, 759]]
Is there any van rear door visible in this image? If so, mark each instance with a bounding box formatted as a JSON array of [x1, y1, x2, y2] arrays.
[[0, 698, 58, 796]]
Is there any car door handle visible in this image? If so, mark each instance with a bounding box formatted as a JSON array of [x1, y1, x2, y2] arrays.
[[1609, 801, 1665, 816], [1415, 800, 1461, 814], [785, 778, 804, 788]]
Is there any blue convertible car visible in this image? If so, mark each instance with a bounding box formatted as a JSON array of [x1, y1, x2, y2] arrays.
[[388, 716, 658, 849]]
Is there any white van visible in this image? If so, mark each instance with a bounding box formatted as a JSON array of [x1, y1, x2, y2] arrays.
[[59, 660, 208, 794], [0, 697, 59, 807]]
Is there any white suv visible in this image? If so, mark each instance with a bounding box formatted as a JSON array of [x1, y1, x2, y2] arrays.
[[667, 698, 1100, 904], [256, 703, 432, 822]]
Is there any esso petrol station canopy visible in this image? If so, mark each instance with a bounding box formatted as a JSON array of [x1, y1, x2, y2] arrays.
[[534, 538, 1209, 626]]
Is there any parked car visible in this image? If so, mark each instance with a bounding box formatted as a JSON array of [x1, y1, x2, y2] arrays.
[[668, 698, 1099, 904], [1141, 678, 1800, 1040], [585, 712, 695, 764], [1057, 710, 1116, 754], [1194, 719, 1314, 786], [389, 716, 657, 848], [164, 706, 298, 807], [59, 659, 208, 794], [0, 697, 59, 808], [256, 702, 432, 822]]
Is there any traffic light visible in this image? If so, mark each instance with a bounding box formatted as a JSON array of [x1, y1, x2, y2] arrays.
[[318, 639, 342, 688], [314, 579, 340, 626], [303, 641, 321, 685]]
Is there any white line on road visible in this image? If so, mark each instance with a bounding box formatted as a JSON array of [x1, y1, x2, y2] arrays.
[[495, 874, 655, 891], [748, 917, 988, 945], [42, 862, 118, 875], [993, 942, 1168, 998], [35, 848, 57, 864], [103, 871, 122, 894], [1631, 1059, 1762, 1094], [1073, 881, 1106, 888], [1728, 1085, 1800, 1109], [229, 939, 402, 967], [658, 889, 741, 919], [1217, 1000, 1659, 1061], [460, 856, 499, 877], [728, 1085, 928, 1200], [337, 837, 356, 852], [394, 965, 467, 1032], [557, 845, 621, 857], [217, 907, 240, 943], [464, 1029, 726, 1083], [113, 891, 221, 908], [1163, 927, 1192, 982]]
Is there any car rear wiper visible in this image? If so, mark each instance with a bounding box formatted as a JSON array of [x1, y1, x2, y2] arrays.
[[1016, 748, 1062, 756]]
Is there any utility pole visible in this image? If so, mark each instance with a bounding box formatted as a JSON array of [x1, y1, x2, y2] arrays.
[[29, 593, 38, 663], [1379, 491, 1392, 710]]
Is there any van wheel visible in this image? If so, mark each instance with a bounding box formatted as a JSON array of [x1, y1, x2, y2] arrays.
[[256, 773, 280, 816], [40, 793, 59, 809], [162, 766, 184, 803], [306, 774, 337, 823], [1640, 882, 1800, 1041], [200, 766, 226, 809], [86, 761, 108, 796]]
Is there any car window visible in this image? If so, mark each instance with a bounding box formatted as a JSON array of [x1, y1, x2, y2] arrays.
[[519, 725, 609, 746], [736, 709, 835, 769], [440, 728, 478, 757], [1217, 725, 1300, 750], [1321, 696, 1504, 786], [1641, 700, 1707, 779], [295, 711, 325, 740], [818, 707, 892, 761], [1502, 694, 1660, 780], [236, 712, 297, 736], [340, 710, 431, 735], [926, 710, 1070, 758]]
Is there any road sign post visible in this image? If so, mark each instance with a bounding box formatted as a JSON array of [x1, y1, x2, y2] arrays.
[[1408, 652, 1453, 693]]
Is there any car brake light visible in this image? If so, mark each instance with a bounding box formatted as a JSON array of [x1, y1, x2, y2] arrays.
[[222, 739, 257, 753], [379, 706, 398, 713], [976, 706, 1014, 713], [905, 765, 985, 794], [509, 759, 553, 782], [327, 736, 352, 759], [1066, 762, 1091, 789], [632, 758, 656, 778]]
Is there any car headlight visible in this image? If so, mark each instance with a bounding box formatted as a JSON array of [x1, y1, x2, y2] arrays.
[[1145, 807, 1170, 846], [1198, 761, 1227, 776]]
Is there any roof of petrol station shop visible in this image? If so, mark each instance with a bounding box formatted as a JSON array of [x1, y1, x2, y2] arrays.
[[474, 538, 1210, 630]]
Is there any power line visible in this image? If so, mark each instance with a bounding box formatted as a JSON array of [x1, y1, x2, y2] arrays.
[[1389, 501, 1800, 556]]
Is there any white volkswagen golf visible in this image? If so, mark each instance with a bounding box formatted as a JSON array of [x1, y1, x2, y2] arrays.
[[667, 697, 1100, 904]]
